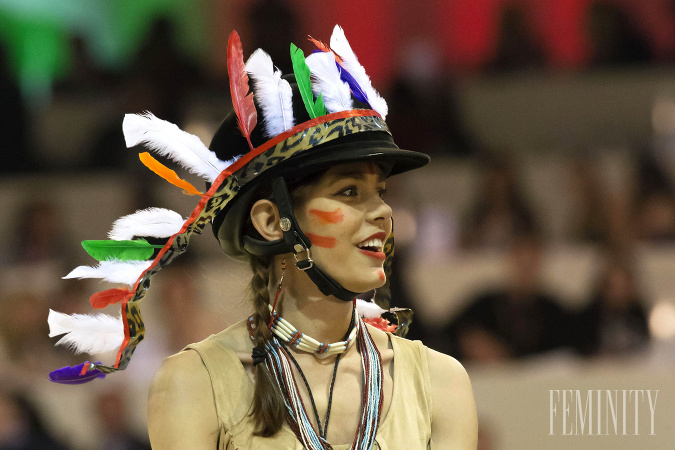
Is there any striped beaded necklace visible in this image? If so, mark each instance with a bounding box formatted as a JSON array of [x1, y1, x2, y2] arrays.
[[268, 304, 358, 358], [262, 312, 383, 449]]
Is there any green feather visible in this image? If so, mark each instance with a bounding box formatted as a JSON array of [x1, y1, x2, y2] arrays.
[[81, 239, 163, 262], [290, 43, 326, 119]]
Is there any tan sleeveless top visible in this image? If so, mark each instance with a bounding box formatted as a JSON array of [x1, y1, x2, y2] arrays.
[[185, 329, 434, 449]]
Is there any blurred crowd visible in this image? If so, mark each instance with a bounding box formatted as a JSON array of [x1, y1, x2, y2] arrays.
[[2, 0, 675, 448]]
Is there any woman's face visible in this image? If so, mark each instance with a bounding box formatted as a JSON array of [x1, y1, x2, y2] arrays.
[[293, 162, 393, 293]]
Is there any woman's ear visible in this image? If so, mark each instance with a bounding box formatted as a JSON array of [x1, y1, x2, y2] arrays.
[[250, 199, 283, 242]]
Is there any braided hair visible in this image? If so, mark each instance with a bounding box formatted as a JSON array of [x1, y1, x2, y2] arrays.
[[248, 254, 286, 436]]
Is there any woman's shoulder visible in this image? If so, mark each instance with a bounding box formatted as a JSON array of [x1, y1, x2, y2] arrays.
[[188, 319, 254, 357]]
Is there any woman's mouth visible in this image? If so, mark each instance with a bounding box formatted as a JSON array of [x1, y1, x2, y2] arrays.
[[357, 236, 386, 260]]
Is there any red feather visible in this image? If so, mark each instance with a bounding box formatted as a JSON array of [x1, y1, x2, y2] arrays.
[[308, 35, 343, 64], [89, 288, 133, 309], [362, 317, 398, 333], [227, 30, 257, 151]]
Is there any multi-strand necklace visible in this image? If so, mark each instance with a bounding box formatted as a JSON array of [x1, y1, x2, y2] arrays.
[[259, 310, 383, 449]]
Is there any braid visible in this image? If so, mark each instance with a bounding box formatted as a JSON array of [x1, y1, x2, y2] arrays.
[[249, 254, 286, 437]]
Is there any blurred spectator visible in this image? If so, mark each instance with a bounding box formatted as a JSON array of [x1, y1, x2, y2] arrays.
[[461, 154, 539, 249], [444, 234, 575, 362], [8, 200, 71, 267], [156, 262, 223, 354], [95, 390, 150, 450], [576, 254, 650, 356], [0, 43, 32, 173], [87, 17, 204, 169], [0, 390, 68, 450], [633, 151, 675, 241], [247, 0, 299, 76], [386, 39, 479, 157], [485, 5, 546, 73], [566, 156, 611, 243], [587, 2, 652, 67], [54, 35, 119, 95]]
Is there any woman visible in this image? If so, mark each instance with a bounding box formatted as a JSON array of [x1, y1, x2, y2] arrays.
[[48, 26, 477, 449]]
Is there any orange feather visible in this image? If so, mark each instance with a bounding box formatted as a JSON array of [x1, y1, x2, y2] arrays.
[[138, 152, 202, 196], [227, 30, 257, 152], [308, 35, 343, 64]]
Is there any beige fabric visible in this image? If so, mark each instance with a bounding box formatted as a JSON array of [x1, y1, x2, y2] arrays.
[[185, 330, 433, 449]]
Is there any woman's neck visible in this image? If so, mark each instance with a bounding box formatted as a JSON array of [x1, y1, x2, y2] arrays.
[[269, 260, 355, 346]]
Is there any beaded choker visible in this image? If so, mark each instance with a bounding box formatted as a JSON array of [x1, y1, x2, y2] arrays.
[[267, 304, 358, 358]]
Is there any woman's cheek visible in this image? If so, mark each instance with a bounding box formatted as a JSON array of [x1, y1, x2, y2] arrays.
[[304, 207, 346, 249]]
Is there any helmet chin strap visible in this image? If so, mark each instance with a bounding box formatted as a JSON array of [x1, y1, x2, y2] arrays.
[[242, 177, 360, 302]]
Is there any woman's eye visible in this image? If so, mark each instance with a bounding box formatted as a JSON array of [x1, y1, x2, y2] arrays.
[[378, 188, 387, 199], [337, 186, 358, 196]]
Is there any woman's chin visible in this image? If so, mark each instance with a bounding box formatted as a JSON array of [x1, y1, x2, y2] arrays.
[[340, 274, 386, 294]]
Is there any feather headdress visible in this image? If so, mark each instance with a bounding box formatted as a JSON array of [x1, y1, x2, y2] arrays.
[[245, 49, 295, 138], [48, 309, 124, 355], [330, 25, 388, 118], [123, 112, 230, 182], [306, 51, 353, 113]]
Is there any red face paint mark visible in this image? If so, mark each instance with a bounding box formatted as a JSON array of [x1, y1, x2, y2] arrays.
[[305, 233, 337, 248], [309, 208, 344, 225], [378, 269, 386, 281], [366, 162, 377, 175]]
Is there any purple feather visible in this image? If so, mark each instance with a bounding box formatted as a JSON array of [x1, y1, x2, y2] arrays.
[[335, 62, 371, 108], [49, 362, 106, 385]]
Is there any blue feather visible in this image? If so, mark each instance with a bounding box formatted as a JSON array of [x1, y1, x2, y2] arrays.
[[49, 362, 106, 384], [335, 62, 371, 108]]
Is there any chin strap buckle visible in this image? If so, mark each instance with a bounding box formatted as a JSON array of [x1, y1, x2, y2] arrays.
[[293, 243, 314, 270]]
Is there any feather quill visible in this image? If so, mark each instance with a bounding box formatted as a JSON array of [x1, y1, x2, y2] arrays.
[[81, 239, 162, 262], [290, 43, 326, 119], [123, 113, 229, 182], [63, 260, 152, 285], [138, 152, 203, 196], [89, 288, 133, 309], [48, 309, 124, 355], [306, 51, 353, 113], [109, 207, 185, 241], [329, 25, 388, 118], [228, 30, 257, 151], [355, 298, 387, 319], [245, 49, 295, 138]]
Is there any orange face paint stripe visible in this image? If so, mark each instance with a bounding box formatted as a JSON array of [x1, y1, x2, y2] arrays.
[[305, 233, 337, 248], [378, 269, 386, 281], [366, 162, 377, 175], [309, 208, 344, 224]]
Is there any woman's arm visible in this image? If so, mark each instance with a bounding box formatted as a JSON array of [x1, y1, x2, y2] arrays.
[[148, 350, 221, 449], [427, 348, 478, 449]]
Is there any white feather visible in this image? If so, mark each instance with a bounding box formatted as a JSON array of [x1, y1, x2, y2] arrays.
[[330, 25, 388, 118], [123, 112, 231, 182], [356, 298, 387, 319], [306, 51, 353, 114], [63, 260, 152, 285], [245, 49, 295, 138], [48, 309, 124, 355], [108, 207, 185, 240]]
